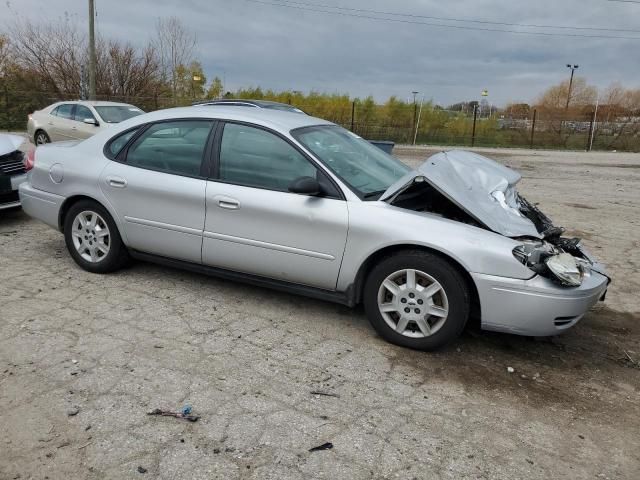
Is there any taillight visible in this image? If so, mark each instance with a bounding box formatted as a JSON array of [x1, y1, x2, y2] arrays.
[[24, 150, 36, 171]]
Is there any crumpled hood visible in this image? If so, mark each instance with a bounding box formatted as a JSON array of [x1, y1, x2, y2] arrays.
[[380, 150, 543, 238], [0, 134, 24, 156]]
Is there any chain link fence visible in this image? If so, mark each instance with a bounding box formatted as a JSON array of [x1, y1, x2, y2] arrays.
[[3, 89, 639, 151]]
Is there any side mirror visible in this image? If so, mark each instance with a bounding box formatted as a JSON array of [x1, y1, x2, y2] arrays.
[[83, 118, 98, 126], [288, 176, 322, 196]]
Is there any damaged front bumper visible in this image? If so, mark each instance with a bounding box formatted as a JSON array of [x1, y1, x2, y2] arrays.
[[472, 265, 609, 337]]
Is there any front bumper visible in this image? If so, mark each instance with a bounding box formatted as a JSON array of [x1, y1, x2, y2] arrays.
[[472, 268, 609, 336], [0, 173, 28, 210], [18, 182, 65, 229]]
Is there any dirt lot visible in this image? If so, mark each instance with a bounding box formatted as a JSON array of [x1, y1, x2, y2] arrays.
[[1, 143, 639, 479]]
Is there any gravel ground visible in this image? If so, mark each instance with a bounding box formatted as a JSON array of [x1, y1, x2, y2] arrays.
[[1, 142, 639, 479]]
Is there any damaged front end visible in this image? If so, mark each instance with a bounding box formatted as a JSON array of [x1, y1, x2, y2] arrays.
[[381, 150, 606, 288], [512, 237, 595, 287], [512, 195, 597, 287]]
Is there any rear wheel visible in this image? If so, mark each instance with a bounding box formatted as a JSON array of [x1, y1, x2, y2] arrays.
[[63, 200, 129, 273], [363, 250, 470, 350], [34, 130, 50, 145]]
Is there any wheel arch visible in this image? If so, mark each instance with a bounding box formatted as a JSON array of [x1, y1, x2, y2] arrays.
[[352, 244, 481, 323], [34, 128, 49, 143], [57, 195, 125, 245]]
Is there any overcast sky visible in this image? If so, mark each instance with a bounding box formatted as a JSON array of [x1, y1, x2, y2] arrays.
[[3, 0, 640, 105]]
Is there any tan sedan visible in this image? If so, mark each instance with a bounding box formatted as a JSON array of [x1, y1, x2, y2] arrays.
[[27, 100, 144, 145]]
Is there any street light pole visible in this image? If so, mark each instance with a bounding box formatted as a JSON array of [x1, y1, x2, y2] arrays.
[[88, 0, 96, 100], [565, 64, 579, 110]]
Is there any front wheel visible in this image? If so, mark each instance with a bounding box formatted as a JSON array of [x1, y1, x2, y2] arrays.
[[363, 251, 470, 351], [63, 200, 129, 273]]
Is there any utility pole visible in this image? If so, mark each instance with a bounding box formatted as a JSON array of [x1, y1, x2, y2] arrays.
[[565, 64, 579, 110], [471, 104, 478, 147], [88, 0, 97, 100], [411, 91, 419, 144], [413, 96, 424, 146]]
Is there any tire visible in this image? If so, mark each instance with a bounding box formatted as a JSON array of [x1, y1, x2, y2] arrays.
[[63, 200, 129, 273], [363, 250, 470, 351], [34, 130, 50, 145]]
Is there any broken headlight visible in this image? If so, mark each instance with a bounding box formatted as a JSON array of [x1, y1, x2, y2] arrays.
[[513, 240, 588, 287], [545, 253, 583, 287], [512, 240, 556, 274]]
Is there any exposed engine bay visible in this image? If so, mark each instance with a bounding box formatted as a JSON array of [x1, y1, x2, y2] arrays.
[[388, 180, 482, 228], [382, 151, 607, 288]]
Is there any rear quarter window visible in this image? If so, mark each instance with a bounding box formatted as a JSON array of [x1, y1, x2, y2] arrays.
[[106, 128, 140, 158]]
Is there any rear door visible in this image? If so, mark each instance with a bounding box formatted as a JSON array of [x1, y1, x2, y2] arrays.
[[202, 121, 349, 290], [100, 119, 215, 263]]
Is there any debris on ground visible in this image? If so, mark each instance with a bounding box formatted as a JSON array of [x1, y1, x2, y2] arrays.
[[147, 407, 199, 422], [310, 390, 340, 398], [309, 442, 333, 452], [137, 466, 147, 473], [66, 407, 80, 416], [507, 366, 515, 374]]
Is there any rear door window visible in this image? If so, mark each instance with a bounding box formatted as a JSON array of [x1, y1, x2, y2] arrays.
[[53, 104, 75, 120], [107, 128, 140, 158], [124, 120, 213, 177]]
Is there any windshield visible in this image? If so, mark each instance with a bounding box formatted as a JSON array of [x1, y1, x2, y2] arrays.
[[94, 105, 144, 123], [292, 125, 410, 199]]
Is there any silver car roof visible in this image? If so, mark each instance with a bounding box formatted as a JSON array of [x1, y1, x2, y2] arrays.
[[113, 106, 333, 133]]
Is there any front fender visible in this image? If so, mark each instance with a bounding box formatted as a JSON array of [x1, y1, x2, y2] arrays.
[[337, 202, 534, 291]]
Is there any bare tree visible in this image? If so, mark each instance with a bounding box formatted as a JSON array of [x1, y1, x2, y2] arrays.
[[153, 16, 196, 102], [97, 41, 162, 99], [597, 83, 640, 149], [536, 77, 597, 111], [0, 34, 10, 79], [9, 18, 85, 96]]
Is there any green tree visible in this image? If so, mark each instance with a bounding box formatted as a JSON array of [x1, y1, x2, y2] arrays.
[[206, 76, 224, 99], [174, 61, 206, 102]]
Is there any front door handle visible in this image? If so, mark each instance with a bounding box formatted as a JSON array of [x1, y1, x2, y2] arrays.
[[106, 176, 127, 188], [214, 195, 240, 210]]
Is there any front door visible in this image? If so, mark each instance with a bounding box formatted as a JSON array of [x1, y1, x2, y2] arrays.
[[72, 105, 100, 139], [50, 103, 77, 141], [100, 119, 214, 263], [202, 122, 349, 290]]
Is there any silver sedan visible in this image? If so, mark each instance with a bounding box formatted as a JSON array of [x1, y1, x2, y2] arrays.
[[19, 107, 609, 350]]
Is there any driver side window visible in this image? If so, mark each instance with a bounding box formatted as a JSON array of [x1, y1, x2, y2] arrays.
[[218, 123, 316, 192], [74, 105, 96, 123]]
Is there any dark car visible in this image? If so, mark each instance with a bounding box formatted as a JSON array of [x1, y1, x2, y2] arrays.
[[0, 134, 28, 210]]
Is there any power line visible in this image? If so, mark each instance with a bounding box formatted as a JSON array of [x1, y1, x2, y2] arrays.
[[607, 0, 640, 3], [269, 0, 640, 33], [240, 0, 640, 39]]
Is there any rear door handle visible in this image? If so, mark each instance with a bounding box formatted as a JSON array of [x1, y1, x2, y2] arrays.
[[106, 176, 127, 188], [215, 195, 240, 210]]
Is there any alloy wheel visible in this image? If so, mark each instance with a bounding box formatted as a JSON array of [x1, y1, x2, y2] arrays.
[[71, 211, 111, 263], [377, 268, 449, 338]]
